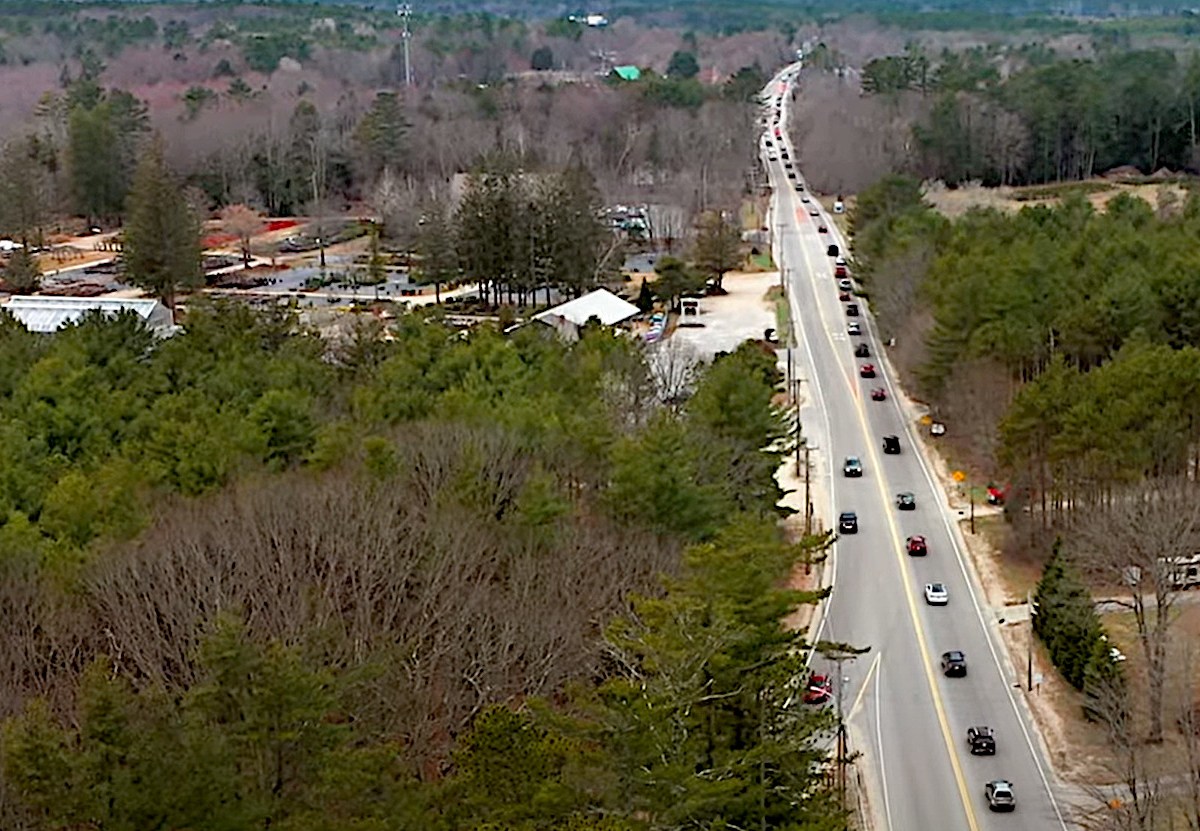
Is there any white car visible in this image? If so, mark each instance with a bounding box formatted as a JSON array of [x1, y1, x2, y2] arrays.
[[925, 582, 949, 605]]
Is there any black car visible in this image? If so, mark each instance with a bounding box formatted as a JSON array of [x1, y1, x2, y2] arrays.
[[827, 244, 839, 257], [787, 171, 796, 179], [839, 511, 858, 534], [968, 726, 996, 755], [882, 435, 901, 454], [854, 343, 870, 358], [896, 492, 916, 510], [941, 651, 968, 677], [845, 304, 859, 317]]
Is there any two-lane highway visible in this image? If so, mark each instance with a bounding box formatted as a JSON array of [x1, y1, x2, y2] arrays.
[[762, 67, 1072, 831]]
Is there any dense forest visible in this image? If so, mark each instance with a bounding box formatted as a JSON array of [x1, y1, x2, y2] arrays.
[[0, 301, 843, 829], [851, 176, 1200, 521]]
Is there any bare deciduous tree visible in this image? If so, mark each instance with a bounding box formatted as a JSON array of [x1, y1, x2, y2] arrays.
[[80, 424, 680, 767], [647, 339, 700, 413], [1077, 674, 1165, 831], [219, 203, 265, 266], [1073, 478, 1200, 743]]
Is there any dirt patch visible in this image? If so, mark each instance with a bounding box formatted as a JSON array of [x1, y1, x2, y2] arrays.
[[923, 178, 1190, 219]]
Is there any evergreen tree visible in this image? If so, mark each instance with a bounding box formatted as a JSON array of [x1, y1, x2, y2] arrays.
[[415, 198, 459, 303], [666, 49, 699, 80], [354, 91, 407, 184], [3, 245, 41, 294], [123, 141, 202, 311]]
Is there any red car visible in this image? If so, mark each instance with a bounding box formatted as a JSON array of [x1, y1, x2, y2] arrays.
[[804, 673, 832, 705], [859, 364, 876, 378], [987, 485, 1008, 506], [871, 388, 887, 401], [907, 535, 928, 556], [839, 290, 852, 301]]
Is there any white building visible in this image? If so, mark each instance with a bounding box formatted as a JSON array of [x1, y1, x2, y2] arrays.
[[532, 288, 639, 341], [1, 296, 177, 336]]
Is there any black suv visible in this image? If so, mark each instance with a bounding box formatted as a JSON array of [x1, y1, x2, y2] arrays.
[[838, 511, 858, 534], [967, 726, 996, 755], [827, 244, 839, 257], [941, 651, 968, 677], [854, 343, 870, 358], [882, 435, 901, 455]]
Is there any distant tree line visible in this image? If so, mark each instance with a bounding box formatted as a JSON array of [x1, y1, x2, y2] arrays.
[[862, 45, 1200, 185]]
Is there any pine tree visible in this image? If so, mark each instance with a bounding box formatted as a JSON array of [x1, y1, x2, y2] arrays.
[[4, 245, 41, 294], [123, 141, 202, 312]]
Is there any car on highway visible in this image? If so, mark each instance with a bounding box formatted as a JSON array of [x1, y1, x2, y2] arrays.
[[838, 278, 853, 291], [768, 155, 778, 162], [882, 435, 901, 454], [859, 363, 876, 378], [803, 673, 832, 705], [839, 290, 852, 301], [796, 182, 805, 191], [808, 207, 819, 216], [787, 171, 797, 179], [854, 343, 869, 357], [839, 511, 859, 533], [925, 582, 949, 605], [896, 491, 916, 510], [827, 244, 839, 256], [835, 255, 847, 266], [801, 195, 811, 203], [985, 779, 1016, 811], [847, 321, 861, 336], [941, 651, 968, 677], [967, 726, 996, 754], [907, 535, 928, 556], [842, 456, 863, 477], [846, 304, 859, 317], [871, 387, 887, 400], [818, 223, 828, 233]]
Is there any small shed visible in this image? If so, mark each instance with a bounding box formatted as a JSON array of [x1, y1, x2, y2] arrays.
[[532, 288, 640, 341], [612, 65, 641, 82], [2, 296, 177, 336]]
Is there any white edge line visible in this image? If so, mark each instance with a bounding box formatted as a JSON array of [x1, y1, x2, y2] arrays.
[[875, 655, 894, 831], [844, 192, 1072, 828]]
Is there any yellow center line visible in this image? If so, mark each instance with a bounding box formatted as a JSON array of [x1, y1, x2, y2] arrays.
[[790, 225, 983, 831]]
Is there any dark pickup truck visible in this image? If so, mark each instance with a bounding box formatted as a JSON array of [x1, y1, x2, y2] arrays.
[[967, 726, 996, 755]]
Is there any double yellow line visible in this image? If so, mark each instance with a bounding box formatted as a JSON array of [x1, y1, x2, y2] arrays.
[[789, 211, 982, 831]]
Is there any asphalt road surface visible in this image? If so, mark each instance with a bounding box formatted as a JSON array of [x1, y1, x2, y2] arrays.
[[763, 66, 1074, 831]]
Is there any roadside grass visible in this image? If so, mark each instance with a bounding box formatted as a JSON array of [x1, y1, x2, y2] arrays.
[[751, 252, 774, 270], [766, 284, 790, 342]]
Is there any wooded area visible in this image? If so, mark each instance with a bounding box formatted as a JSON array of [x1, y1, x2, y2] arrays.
[[861, 45, 1200, 185], [0, 300, 844, 828]]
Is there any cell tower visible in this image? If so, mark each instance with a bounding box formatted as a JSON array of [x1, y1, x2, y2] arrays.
[[397, 3, 413, 88]]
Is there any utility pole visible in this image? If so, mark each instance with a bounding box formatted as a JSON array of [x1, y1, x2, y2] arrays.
[[1027, 590, 1035, 692], [817, 644, 868, 818], [969, 486, 976, 535], [805, 442, 812, 536], [398, 3, 413, 88]]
